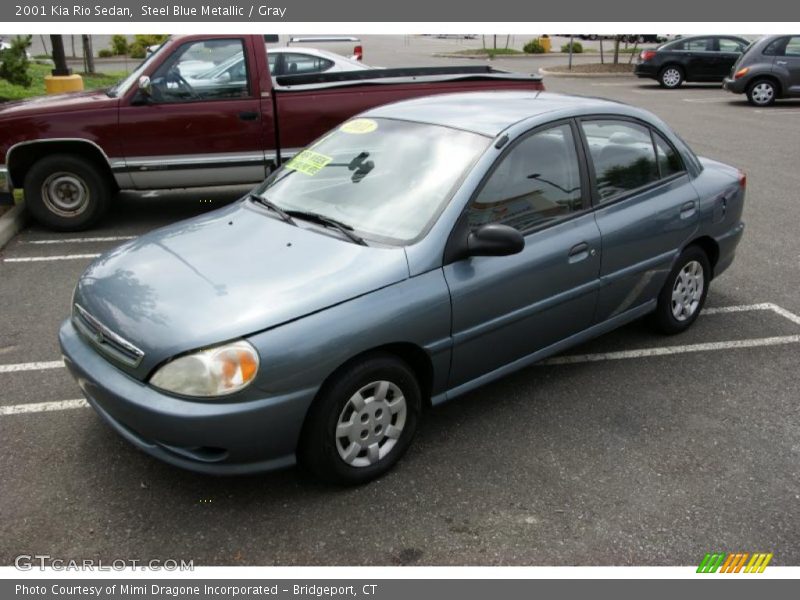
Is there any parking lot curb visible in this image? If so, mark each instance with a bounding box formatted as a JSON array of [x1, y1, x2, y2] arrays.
[[538, 66, 636, 78], [0, 202, 27, 251]]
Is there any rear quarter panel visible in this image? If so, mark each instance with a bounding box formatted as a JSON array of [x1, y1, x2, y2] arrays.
[[274, 79, 544, 150]]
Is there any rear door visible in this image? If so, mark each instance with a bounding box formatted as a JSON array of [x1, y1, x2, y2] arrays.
[[118, 37, 271, 189], [578, 118, 700, 323], [714, 37, 748, 79], [777, 36, 800, 93], [679, 37, 716, 80], [444, 121, 602, 389]]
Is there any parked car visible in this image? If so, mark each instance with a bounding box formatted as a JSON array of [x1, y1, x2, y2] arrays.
[[0, 34, 543, 231], [180, 47, 373, 83], [635, 35, 750, 88], [723, 35, 800, 106], [60, 92, 746, 484]]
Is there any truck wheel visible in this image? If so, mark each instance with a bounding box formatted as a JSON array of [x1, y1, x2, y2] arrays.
[[299, 353, 421, 485], [659, 65, 684, 88], [746, 79, 777, 106], [24, 154, 110, 231]]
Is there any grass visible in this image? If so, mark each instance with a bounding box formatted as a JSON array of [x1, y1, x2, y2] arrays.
[[0, 63, 129, 102], [453, 47, 524, 56]]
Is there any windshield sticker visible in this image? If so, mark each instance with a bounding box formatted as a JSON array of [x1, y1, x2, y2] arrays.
[[285, 150, 333, 176], [340, 119, 378, 134]]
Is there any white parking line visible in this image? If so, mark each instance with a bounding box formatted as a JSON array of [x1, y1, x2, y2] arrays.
[[21, 236, 135, 245], [1, 302, 799, 415], [0, 399, 87, 415], [0, 360, 64, 373], [3, 254, 101, 263], [541, 335, 800, 366], [753, 109, 800, 115], [682, 98, 732, 103]]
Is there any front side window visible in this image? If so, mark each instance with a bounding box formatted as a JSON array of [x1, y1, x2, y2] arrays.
[[254, 118, 490, 245], [282, 53, 335, 75], [467, 124, 584, 232], [150, 39, 249, 102], [581, 120, 659, 201]]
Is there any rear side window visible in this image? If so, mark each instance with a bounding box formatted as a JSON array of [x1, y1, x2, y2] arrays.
[[786, 37, 800, 57], [675, 38, 712, 52], [581, 120, 659, 202], [282, 52, 334, 75], [468, 123, 584, 232], [763, 37, 788, 56], [653, 133, 685, 178]]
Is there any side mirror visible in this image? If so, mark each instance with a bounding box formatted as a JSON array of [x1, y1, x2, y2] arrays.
[[137, 75, 152, 96], [467, 224, 524, 257]]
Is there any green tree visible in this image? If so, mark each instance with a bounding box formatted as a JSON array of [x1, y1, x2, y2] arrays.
[[0, 35, 33, 87]]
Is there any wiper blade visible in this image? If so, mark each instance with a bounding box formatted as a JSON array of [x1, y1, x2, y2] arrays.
[[248, 193, 296, 225], [285, 210, 367, 246]]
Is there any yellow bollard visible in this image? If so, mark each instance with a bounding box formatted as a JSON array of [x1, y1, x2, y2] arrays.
[[44, 74, 84, 94]]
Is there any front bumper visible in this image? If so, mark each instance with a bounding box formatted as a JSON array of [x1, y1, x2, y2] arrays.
[[59, 319, 318, 475], [722, 77, 747, 94]]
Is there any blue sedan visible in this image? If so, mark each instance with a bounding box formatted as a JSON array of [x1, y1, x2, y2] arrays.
[[60, 92, 746, 484]]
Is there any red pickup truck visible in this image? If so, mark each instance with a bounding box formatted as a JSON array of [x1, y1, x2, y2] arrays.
[[0, 34, 544, 231]]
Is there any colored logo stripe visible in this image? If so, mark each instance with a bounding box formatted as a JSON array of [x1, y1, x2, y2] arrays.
[[697, 552, 773, 573]]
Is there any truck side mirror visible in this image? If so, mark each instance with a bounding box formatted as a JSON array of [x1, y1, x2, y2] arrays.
[[138, 76, 152, 96]]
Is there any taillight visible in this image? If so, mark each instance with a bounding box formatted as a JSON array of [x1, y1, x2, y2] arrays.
[[640, 50, 657, 61], [734, 67, 750, 79], [738, 170, 747, 189], [353, 45, 363, 61]]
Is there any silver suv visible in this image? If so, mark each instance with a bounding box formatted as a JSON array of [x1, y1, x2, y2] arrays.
[[723, 35, 800, 106]]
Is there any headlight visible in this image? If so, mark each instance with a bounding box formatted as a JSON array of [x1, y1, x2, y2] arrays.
[[149, 340, 259, 397]]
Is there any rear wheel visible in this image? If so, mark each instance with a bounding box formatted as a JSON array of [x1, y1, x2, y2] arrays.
[[298, 353, 422, 485], [651, 246, 711, 334], [23, 154, 110, 231], [659, 65, 684, 88], [746, 79, 777, 106]]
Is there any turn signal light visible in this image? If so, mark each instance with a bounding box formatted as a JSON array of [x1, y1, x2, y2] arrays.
[[734, 67, 750, 79]]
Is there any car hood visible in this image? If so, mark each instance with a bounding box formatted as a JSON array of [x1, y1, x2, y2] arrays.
[[0, 89, 117, 118], [73, 200, 410, 377]]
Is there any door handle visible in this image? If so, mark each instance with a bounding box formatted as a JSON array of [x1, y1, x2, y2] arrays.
[[239, 111, 259, 121], [568, 242, 591, 263], [680, 201, 697, 219]]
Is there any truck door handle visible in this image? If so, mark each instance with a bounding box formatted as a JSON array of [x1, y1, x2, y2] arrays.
[[776, 60, 788, 66], [568, 242, 590, 263], [239, 111, 259, 121], [680, 201, 697, 219]]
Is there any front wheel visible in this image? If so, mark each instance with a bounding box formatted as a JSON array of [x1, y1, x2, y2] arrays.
[[747, 79, 777, 106], [24, 154, 111, 231], [651, 246, 711, 334], [298, 353, 422, 485]]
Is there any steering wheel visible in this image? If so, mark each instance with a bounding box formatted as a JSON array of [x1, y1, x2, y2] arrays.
[[168, 69, 201, 100]]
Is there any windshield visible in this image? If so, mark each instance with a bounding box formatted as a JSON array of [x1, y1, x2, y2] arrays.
[[107, 40, 169, 97], [253, 118, 490, 245]]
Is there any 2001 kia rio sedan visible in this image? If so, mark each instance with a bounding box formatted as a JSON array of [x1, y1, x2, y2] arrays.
[[59, 92, 746, 484]]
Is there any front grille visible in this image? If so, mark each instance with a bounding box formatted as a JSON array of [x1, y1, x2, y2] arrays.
[[73, 303, 145, 368]]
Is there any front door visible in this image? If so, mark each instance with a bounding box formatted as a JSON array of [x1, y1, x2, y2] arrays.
[[118, 37, 270, 189], [444, 121, 602, 389]]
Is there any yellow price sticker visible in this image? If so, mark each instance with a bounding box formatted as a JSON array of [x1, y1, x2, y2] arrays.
[[285, 150, 333, 176], [340, 118, 378, 134]]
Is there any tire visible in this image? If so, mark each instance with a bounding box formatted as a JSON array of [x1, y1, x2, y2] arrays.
[[746, 79, 777, 106], [651, 245, 711, 335], [23, 154, 110, 231], [658, 65, 684, 88], [298, 353, 422, 485]]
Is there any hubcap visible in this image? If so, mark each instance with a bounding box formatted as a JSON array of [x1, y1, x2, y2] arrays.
[[671, 260, 704, 321], [662, 68, 681, 87], [41, 172, 90, 217], [751, 82, 774, 105], [335, 380, 407, 468]]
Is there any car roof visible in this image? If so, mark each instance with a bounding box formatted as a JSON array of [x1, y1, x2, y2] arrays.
[[361, 91, 631, 137]]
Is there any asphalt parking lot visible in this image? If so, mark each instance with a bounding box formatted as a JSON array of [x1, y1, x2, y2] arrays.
[[1, 45, 800, 566]]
